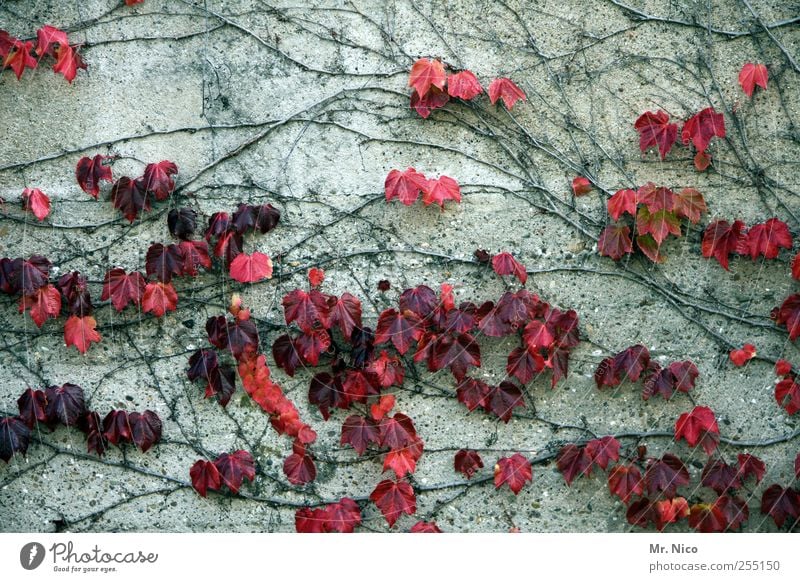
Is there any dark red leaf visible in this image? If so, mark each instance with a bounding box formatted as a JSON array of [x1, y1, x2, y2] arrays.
[[272, 334, 304, 377], [45, 383, 86, 427], [146, 243, 184, 283], [214, 450, 256, 494], [378, 413, 417, 450], [668, 360, 699, 393], [702, 219, 746, 270], [775, 294, 800, 341], [341, 415, 380, 455], [76, 155, 113, 198], [57, 271, 92, 316], [308, 372, 349, 420], [454, 449, 484, 479], [252, 204, 281, 233], [399, 285, 438, 317], [102, 410, 132, 445], [367, 350, 404, 388], [597, 225, 632, 260], [0, 416, 30, 462], [375, 308, 424, 355], [429, 332, 480, 380], [142, 160, 178, 200], [102, 268, 145, 312], [15, 255, 51, 296], [507, 346, 545, 384], [775, 375, 800, 415], [129, 410, 162, 452], [226, 317, 259, 359], [572, 176, 591, 196], [485, 381, 525, 422], [370, 479, 416, 527], [645, 454, 690, 498], [329, 293, 362, 338], [675, 406, 719, 454], [283, 452, 316, 485], [190, 460, 221, 497], [17, 388, 48, 428], [283, 289, 334, 332], [383, 435, 423, 478], [111, 176, 149, 222], [557, 444, 591, 485], [456, 377, 491, 412], [79, 411, 108, 457], [167, 207, 197, 239], [585, 436, 620, 470], [760, 484, 800, 528], [737, 453, 765, 484], [608, 464, 643, 503]]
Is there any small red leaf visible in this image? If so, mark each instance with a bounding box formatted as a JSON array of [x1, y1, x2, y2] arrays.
[[101, 268, 145, 312], [557, 444, 591, 485], [142, 160, 178, 200], [739, 63, 768, 97], [447, 70, 482, 100], [35, 25, 68, 56], [608, 464, 643, 503], [52, 44, 86, 83], [422, 175, 461, 208], [775, 376, 800, 415], [76, 155, 113, 198], [410, 521, 442, 533], [585, 436, 621, 471], [598, 225, 632, 260], [410, 87, 449, 118], [702, 219, 746, 270], [741, 218, 792, 260], [341, 415, 380, 455], [19, 284, 61, 327], [488, 78, 526, 109], [21, 188, 51, 221], [129, 410, 162, 452], [214, 450, 256, 494], [190, 460, 221, 497], [3, 39, 37, 80], [283, 452, 317, 485], [760, 484, 800, 528], [370, 479, 416, 527], [572, 176, 591, 196], [454, 449, 484, 479], [607, 189, 637, 221], [729, 343, 756, 366], [774, 294, 800, 341], [408, 58, 446, 96], [494, 453, 532, 494], [681, 107, 726, 153], [492, 251, 527, 284], [645, 454, 689, 498], [737, 453, 766, 484]]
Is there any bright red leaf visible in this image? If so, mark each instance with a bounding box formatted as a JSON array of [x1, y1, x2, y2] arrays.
[[21, 188, 50, 221], [142, 282, 178, 317], [19, 284, 61, 327], [774, 294, 800, 341], [410, 86, 449, 118], [102, 268, 145, 312], [408, 58, 446, 96], [229, 252, 273, 283], [2, 39, 37, 80], [701, 219, 746, 270], [422, 175, 461, 208], [447, 70, 482, 100], [52, 44, 86, 83], [488, 78, 526, 109], [35, 25, 67, 56], [729, 343, 756, 366], [775, 376, 800, 415], [739, 63, 768, 97], [741, 218, 792, 260], [283, 289, 333, 332], [410, 521, 442, 533], [385, 167, 429, 205], [634, 110, 678, 159], [681, 107, 726, 152], [607, 189, 637, 221], [673, 188, 707, 224], [674, 406, 719, 454], [64, 315, 101, 353], [494, 453, 532, 494]]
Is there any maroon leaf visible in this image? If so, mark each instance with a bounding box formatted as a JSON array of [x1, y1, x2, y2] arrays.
[[45, 383, 86, 427], [507, 346, 545, 384], [557, 444, 591, 485], [702, 219, 746, 270], [485, 381, 525, 422], [645, 454, 689, 498], [111, 176, 149, 222], [399, 285, 438, 317], [674, 405, 719, 454], [308, 372, 349, 420], [584, 436, 620, 471], [142, 160, 178, 200], [283, 452, 316, 485], [0, 416, 30, 462], [129, 410, 162, 452], [167, 207, 197, 239], [378, 413, 417, 450], [329, 293, 362, 338], [701, 459, 740, 494], [102, 268, 146, 312], [341, 415, 380, 455], [494, 453, 532, 494], [456, 377, 491, 412], [681, 107, 726, 152], [76, 154, 113, 198], [737, 453, 765, 484], [146, 243, 184, 283], [598, 225, 633, 261], [760, 484, 800, 528], [17, 388, 48, 428], [272, 334, 304, 377], [283, 289, 334, 332], [375, 308, 424, 355], [774, 294, 800, 341], [57, 271, 92, 316], [608, 464, 643, 503], [454, 449, 484, 479], [190, 460, 221, 497], [102, 409, 132, 445], [213, 450, 256, 494]]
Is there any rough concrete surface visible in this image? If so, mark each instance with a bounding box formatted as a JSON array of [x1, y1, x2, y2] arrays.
[[0, 0, 798, 532]]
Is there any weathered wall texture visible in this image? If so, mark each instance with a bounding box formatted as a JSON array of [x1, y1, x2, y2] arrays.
[[0, 0, 798, 532]]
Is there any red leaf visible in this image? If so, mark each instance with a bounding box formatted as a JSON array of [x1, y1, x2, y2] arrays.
[[585, 436, 621, 471], [283, 452, 316, 485], [486, 381, 525, 422], [370, 479, 416, 527], [557, 444, 591, 485], [492, 251, 527, 284], [0, 416, 30, 462], [129, 410, 162, 452], [229, 252, 273, 283], [737, 453, 765, 484], [701, 219, 746, 270], [775, 294, 800, 341], [422, 175, 461, 208], [454, 449, 484, 479], [214, 450, 256, 494], [775, 359, 793, 376], [429, 332, 480, 380], [178, 240, 211, 276], [190, 460, 221, 497], [329, 292, 362, 338], [19, 284, 61, 327], [674, 406, 719, 454], [378, 413, 417, 450], [456, 377, 491, 412], [385, 167, 428, 205], [2, 39, 37, 80], [775, 376, 800, 415], [399, 285, 438, 317], [739, 63, 768, 97], [608, 464, 643, 503], [597, 225, 632, 260], [494, 453, 532, 494], [307, 267, 324, 288], [607, 189, 637, 221], [17, 388, 48, 428], [634, 110, 677, 159], [102, 410, 132, 445], [168, 208, 197, 239], [760, 484, 800, 528], [673, 188, 707, 224], [64, 315, 101, 353], [76, 155, 113, 198], [324, 498, 362, 533], [102, 268, 145, 312], [690, 495, 748, 532], [410, 87, 449, 118], [370, 394, 396, 421], [408, 58, 446, 96], [645, 454, 689, 498], [283, 289, 333, 332], [375, 308, 424, 355], [635, 233, 663, 263], [52, 44, 86, 83], [694, 150, 711, 171], [729, 343, 756, 366], [741, 218, 792, 260], [308, 372, 349, 420], [572, 176, 591, 196], [447, 70, 482, 100], [368, 352, 404, 389], [296, 328, 331, 366], [488, 78, 526, 109], [701, 459, 741, 494], [341, 415, 380, 455], [635, 206, 681, 246], [522, 320, 554, 352], [45, 383, 86, 426], [668, 360, 699, 393], [146, 242, 184, 283], [792, 253, 800, 280], [410, 521, 442, 533], [506, 346, 545, 384], [142, 160, 178, 200], [383, 436, 423, 478], [35, 25, 68, 56], [21, 188, 50, 221], [681, 107, 726, 152], [111, 176, 149, 222], [142, 282, 178, 317], [126, 0, 146, 5]]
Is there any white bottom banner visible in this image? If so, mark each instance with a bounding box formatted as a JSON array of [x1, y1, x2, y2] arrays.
[[0, 533, 795, 581]]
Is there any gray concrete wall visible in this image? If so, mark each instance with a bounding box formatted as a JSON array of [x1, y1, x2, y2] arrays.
[[0, 0, 798, 532]]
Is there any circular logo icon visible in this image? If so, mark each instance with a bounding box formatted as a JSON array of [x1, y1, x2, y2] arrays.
[[20, 542, 46, 570]]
